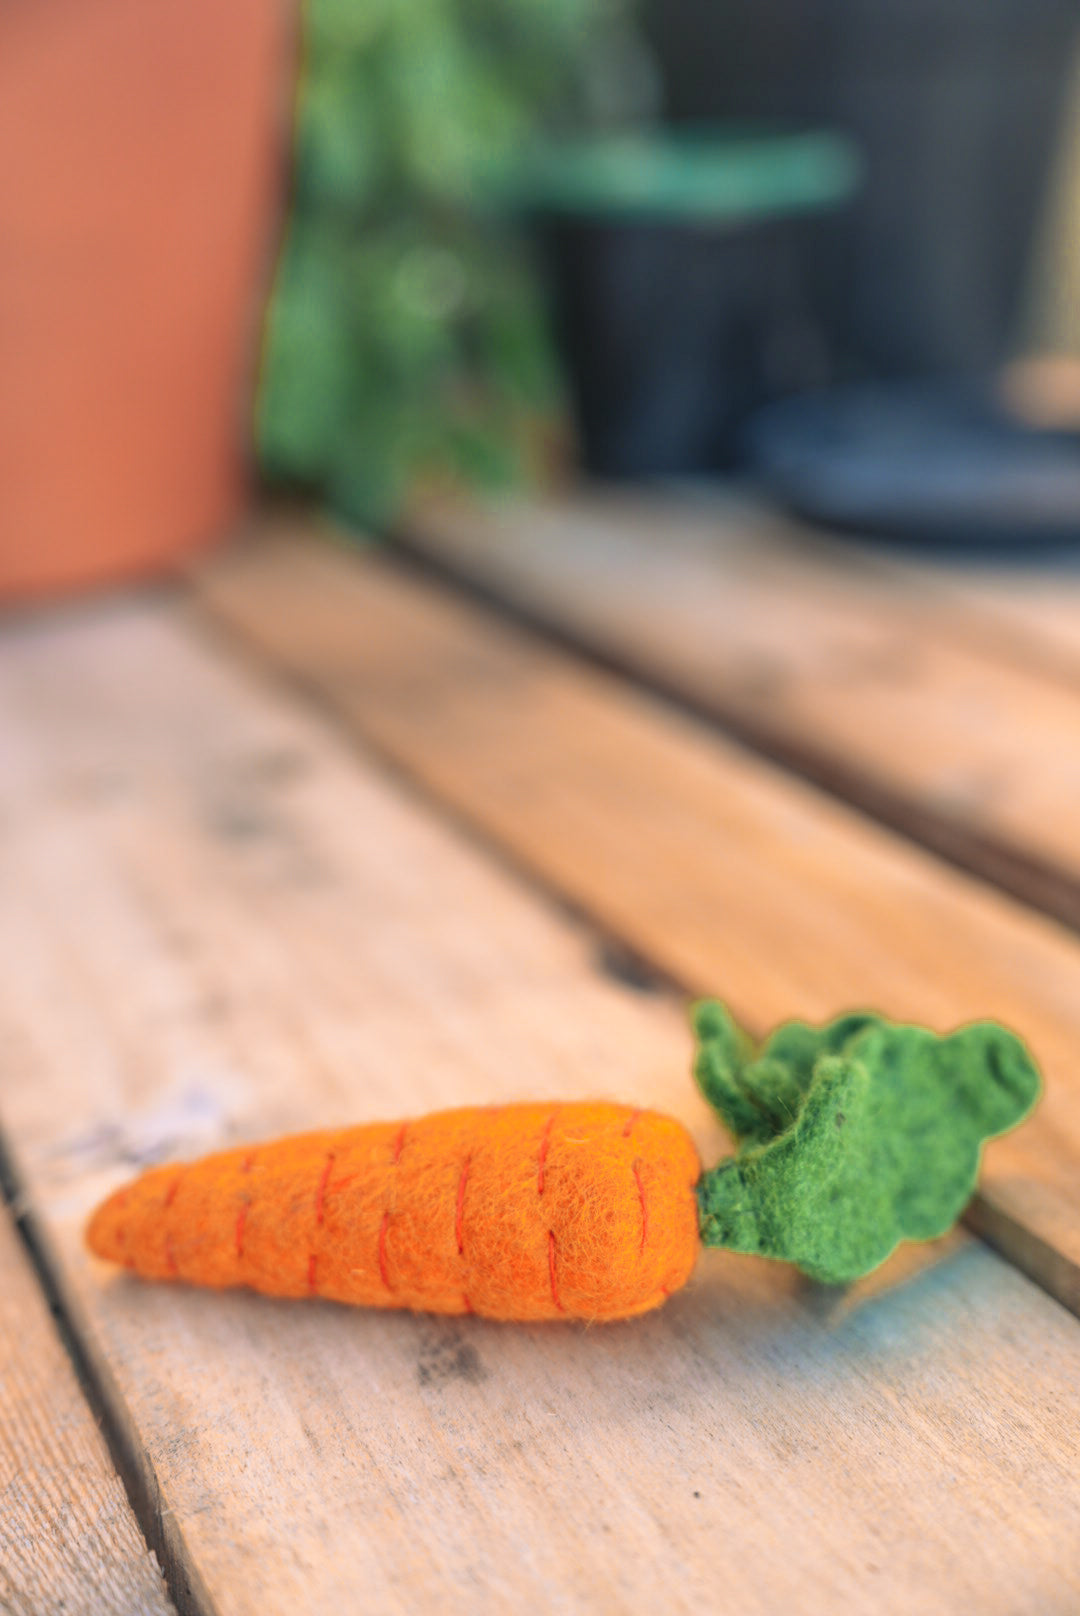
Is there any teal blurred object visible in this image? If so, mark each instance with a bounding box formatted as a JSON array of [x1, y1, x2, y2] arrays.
[[500, 127, 860, 222], [256, 0, 652, 527]]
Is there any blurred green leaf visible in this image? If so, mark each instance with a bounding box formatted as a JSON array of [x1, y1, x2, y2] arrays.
[[298, 68, 383, 208], [257, 0, 644, 528]]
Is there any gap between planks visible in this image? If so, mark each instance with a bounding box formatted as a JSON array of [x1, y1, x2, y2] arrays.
[[0, 1172, 175, 1616], [193, 524, 1080, 1320], [397, 492, 1080, 938]]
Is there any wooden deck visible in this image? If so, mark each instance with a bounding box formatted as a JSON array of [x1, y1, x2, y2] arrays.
[[4, 491, 1080, 1614]]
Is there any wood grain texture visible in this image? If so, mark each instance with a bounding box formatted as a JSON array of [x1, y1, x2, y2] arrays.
[[401, 491, 1080, 929], [3, 599, 1080, 1613], [0, 1204, 172, 1616], [883, 551, 1080, 686], [195, 528, 1080, 1317]]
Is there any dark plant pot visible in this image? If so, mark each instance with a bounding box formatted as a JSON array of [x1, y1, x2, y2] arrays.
[[647, 0, 1080, 378], [539, 214, 813, 478], [522, 131, 859, 480]]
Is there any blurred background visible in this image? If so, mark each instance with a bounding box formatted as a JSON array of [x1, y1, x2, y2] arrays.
[[4, 0, 1080, 594]]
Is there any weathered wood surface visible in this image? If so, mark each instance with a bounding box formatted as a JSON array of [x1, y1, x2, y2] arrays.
[[885, 552, 1080, 684], [3, 599, 1080, 1613], [0, 1203, 173, 1616], [401, 492, 1080, 929], [196, 530, 1080, 1318]]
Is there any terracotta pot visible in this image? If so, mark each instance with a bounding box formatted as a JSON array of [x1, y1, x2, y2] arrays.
[[0, 0, 292, 602]]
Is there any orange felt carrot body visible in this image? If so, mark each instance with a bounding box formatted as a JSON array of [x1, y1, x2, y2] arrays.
[[86, 1103, 701, 1322]]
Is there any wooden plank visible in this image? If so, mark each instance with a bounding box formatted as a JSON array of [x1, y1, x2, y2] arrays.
[[194, 528, 1080, 1318], [883, 552, 1080, 686], [4, 600, 1080, 1614], [750, 499, 1080, 689], [0, 1201, 173, 1616], [400, 491, 1080, 930]]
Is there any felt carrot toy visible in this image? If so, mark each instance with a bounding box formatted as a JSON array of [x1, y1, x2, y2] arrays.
[[86, 1004, 1041, 1321]]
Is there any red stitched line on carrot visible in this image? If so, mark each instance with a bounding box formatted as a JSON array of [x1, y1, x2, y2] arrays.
[[314, 1151, 335, 1227], [462, 1291, 473, 1315], [548, 1230, 564, 1313], [368, 1128, 409, 1298], [308, 1151, 342, 1292], [241, 1152, 256, 1174], [632, 1161, 649, 1255], [164, 1174, 183, 1209], [455, 1158, 470, 1255], [536, 1111, 558, 1195], [622, 1108, 642, 1139], [378, 1211, 391, 1290], [165, 1235, 178, 1277]]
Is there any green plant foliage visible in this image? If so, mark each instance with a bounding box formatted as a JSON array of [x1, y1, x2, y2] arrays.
[[693, 1002, 1041, 1284], [257, 0, 646, 526]]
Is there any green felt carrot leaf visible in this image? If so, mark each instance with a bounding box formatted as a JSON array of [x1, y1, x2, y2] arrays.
[[694, 1005, 1041, 1284]]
